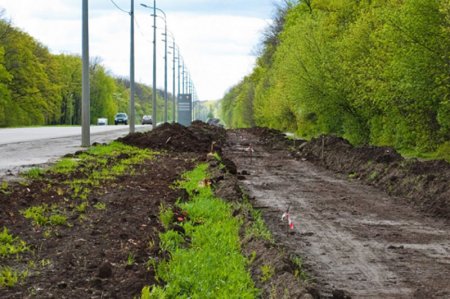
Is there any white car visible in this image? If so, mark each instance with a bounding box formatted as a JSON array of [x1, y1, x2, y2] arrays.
[[97, 118, 108, 126]]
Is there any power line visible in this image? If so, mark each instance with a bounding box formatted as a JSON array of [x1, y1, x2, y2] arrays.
[[110, 0, 129, 14], [134, 16, 153, 44]]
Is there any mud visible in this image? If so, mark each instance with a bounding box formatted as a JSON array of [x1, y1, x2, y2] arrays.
[[224, 129, 450, 298]]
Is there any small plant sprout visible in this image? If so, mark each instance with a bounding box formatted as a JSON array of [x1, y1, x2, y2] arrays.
[[260, 264, 274, 282], [127, 253, 135, 266], [292, 256, 309, 281], [1, 181, 8, 193], [93, 202, 106, 210]]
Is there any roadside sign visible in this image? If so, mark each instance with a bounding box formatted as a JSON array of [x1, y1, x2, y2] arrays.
[[178, 94, 192, 126]]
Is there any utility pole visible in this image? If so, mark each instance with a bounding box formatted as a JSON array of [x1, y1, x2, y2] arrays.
[[129, 0, 135, 133], [172, 41, 176, 123], [163, 21, 168, 123], [182, 63, 185, 94], [152, 0, 157, 127], [177, 55, 181, 123], [82, 0, 90, 147]]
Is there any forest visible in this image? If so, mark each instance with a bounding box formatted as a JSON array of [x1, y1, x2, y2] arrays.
[[0, 15, 165, 127], [220, 0, 450, 159]]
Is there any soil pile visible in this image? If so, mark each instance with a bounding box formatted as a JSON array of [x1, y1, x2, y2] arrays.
[[232, 127, 301, 150], [119, 122, 226, 153], [295, 135, 450, 219]]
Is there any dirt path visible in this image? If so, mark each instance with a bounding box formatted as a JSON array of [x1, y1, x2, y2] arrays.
[[224, 130, 450, 298]]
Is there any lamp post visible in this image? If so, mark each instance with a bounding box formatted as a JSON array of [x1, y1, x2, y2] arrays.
[[182, 62, 185, 94], [130, 0, 135, 133], [82, 0, 90, 147], [140, 2, 157, 128], [168, 36, 176, 123]]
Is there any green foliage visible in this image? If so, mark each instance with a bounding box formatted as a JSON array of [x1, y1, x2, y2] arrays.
[[21, 204, 67, 227], [93, 202, 106, 211], [291, 256, 309, 281], [127, 252, 135, 266], [140, 286, 153, 299], [245, 206, 274, 243], [0, 181, 8, 194], [53, 158, 79, 174], [159, 230, 185, 253], [56, 142, 155, 200], [220, 0, 450, 156], [0, 267, 27, 288], [0, 18, 166, 127], [22, 168, 45, 179], [260, 264, 274, 282], [436, 141, 450, 162], [149, 164, 259, 298], [159, 205, 174, 230], [0, 227, 29, 257]]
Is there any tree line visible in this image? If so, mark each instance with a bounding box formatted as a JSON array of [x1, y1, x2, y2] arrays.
[[0, 15, 165, 127], [221, 0, 450, 157]]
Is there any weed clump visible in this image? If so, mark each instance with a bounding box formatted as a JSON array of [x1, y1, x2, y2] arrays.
[[0, 228, 29, 257]]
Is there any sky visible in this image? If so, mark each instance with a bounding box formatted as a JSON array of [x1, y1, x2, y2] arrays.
[[0, 0, 280, 101]]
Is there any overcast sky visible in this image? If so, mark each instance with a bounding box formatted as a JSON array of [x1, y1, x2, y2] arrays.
[[0, 0, 279, 101]]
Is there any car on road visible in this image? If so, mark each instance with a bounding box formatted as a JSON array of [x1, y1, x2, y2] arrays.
[[114, 113, 128, 125], [141, 115, 152, 125], [97, 118, 108, 126], [206, 118, 224, 128]]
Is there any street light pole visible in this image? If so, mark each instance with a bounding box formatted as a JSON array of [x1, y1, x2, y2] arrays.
[[152, 0, 157, 128], [81, 0, 90, 147], [130, 0, 135, 133], [172, 40, 176, 123], [163, 20, 168, 123], [182, 62, 185, 94]]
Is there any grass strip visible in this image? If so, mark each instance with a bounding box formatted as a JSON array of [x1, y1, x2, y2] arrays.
[[143, 163, 259, 298]]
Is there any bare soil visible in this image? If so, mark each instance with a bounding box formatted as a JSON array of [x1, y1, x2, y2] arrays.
[[1, 124, 448, 298], [224, 129, 450, 298]]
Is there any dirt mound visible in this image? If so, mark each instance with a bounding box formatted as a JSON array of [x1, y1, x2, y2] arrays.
[[119, 122, 226, 153], [296, 135, 450, 219], [233, 127, 301, 149]]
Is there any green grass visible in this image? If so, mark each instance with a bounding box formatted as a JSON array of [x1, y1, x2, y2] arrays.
[[58, 142, 156, 201], [21, 168, 45, 179], [291, 256, 309, 281], [52, 158, 79, 174], [21, 204, 68, 227], [147, 163, 259, 298], [0, 227, 29, 257], [245, 206, 274, 243], [0, 267, 28, 288], [93, 202, 106, 210]]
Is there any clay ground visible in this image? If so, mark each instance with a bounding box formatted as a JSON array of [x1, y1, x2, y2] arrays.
[[224, 129, 450, 298]]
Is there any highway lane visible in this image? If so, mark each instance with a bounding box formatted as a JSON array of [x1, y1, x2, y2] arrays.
[[0, 125, 151, 178]]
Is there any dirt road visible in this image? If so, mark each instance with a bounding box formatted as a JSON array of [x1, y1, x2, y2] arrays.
[[224, 130, 450, 298]]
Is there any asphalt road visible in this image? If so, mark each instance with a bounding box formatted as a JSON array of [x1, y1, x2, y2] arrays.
[[0, 125, 151, 178]]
